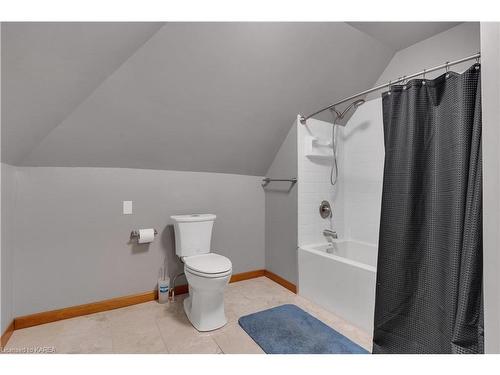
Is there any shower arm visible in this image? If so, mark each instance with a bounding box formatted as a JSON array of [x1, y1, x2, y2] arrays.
[[299, 52, 481, 124]]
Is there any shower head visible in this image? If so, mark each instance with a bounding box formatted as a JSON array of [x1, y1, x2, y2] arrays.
[[328, 98, 365, 187], [352, 99, 366, 108], [330, 99, 365, 120]]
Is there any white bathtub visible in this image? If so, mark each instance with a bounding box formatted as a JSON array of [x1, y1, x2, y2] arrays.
[[298, 240, 377, 333]]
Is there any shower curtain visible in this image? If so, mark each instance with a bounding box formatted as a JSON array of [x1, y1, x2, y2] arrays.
[[373, 63, 483, 354]]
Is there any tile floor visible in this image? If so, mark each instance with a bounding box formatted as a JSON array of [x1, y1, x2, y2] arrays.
[[4, 277, 372, 354]]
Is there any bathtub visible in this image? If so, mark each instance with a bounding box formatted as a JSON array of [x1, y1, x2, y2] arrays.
[[298, 240, 377, 333]]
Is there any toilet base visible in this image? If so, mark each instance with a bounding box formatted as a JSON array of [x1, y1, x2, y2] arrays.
[[184, 296, 227, 331], [183, 271, 231, 331]]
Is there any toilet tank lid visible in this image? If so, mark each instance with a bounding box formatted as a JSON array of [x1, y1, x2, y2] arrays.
[[170, 214, 216, 223]]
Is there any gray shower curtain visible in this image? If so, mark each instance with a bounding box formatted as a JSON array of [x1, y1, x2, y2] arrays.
[[372, 63, 483, 354]]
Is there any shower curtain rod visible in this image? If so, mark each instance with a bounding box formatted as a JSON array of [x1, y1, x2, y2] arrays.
[[299, 52, 481, 124]]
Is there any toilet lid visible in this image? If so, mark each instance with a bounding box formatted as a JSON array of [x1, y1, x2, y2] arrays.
[[184, 253, 232, 274]]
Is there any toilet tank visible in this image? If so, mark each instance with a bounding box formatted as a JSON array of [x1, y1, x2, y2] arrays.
[[170, 214, 216, 257]]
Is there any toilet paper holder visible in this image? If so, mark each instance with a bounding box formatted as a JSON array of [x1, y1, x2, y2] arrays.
[[130, 229, 158, 240]]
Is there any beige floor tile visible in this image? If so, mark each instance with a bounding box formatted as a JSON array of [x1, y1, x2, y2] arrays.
[[5, 321, 64, 353], [211, 323, 264, 354], [112, 327, 168, 354], [54, 332, 113, 354], [4, 277, 372, 354], [165, 337, 222, 354], [225, 293, 267, 324], [49, 314, 113, 354], [235, 278, 295, 307], [106, 307, 168, 354], [155, 308, 221, 354], [5, 313, 113, 354]]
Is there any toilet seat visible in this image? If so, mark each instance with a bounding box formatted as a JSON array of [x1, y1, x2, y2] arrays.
[[185, 267, 232, 279], [184, 253, 232, 278]]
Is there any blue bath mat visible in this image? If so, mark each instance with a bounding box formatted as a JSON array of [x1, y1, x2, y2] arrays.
[[238, 304, 368, 354]]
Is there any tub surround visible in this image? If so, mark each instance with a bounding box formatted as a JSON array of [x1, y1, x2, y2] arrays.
[[296, 99, 384, 246], [297, 117, 339, 246], [341, 98, 384, 244], [299, 241, 377, 332], [296, 101, 383, 334]]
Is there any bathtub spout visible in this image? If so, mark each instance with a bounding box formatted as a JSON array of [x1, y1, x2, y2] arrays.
[[323, 229, 338, 242]]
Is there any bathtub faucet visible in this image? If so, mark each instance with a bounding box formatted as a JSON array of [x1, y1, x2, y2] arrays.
[[323, 229, 338, 242]]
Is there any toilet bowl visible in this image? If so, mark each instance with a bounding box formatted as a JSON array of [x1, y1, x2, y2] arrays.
[[170, 214, 232, 331], [183, 253, 232, 331]]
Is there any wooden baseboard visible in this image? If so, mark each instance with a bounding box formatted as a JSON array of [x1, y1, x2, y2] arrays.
[[264, 270, 297, 294], [14, 269, 268, 330], [171, 269, 265, 296], [230, 269, 265, 283], [1, 320, 15, 350], [15, 291, 157, 330]]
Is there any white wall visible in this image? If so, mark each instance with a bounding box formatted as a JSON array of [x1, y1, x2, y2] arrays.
[[9, 167, 265, 317], [481, 22, 500, 354]]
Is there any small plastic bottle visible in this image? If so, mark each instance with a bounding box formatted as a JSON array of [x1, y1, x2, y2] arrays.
[[158, 277, 170, 304]]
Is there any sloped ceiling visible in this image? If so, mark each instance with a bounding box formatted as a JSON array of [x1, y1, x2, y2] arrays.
[[3, 22, 396, 175], [347, 22, 461, 51], [1, 22, 164, 165]]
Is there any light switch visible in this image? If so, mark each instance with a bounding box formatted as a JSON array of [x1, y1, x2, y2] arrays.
[[123, 201, 133, 215]]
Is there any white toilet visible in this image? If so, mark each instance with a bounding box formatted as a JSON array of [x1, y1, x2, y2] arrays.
[[170, 214, 232, 331]]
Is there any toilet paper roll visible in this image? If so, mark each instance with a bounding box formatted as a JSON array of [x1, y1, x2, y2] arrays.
[[138, 228, 155, 244]]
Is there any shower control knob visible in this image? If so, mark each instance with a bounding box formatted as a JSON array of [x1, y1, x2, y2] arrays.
[[319, 200, 332, 218]]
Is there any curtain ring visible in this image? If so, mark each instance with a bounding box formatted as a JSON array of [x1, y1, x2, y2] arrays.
[[422, 69, 426, 85], [387, 80, 392, 95], [445, 61, 450, 72]]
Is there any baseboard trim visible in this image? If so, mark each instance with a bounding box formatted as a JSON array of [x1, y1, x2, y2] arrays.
[[230, 269, 266, 283], [171, 269, 266, 297], [264, 270, 297, 294], [14, 291, 157, 330], [1, 320, 15, 350], [14, 269, 270, 330]]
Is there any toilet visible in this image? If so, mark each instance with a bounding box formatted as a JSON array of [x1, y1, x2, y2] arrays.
[[170, 214, 232, 331]]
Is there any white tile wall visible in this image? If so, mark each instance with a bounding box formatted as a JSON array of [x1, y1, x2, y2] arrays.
[[297, 117, 339, 246], [342, 99, 384, 245], [297, 99, 384, 247]]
